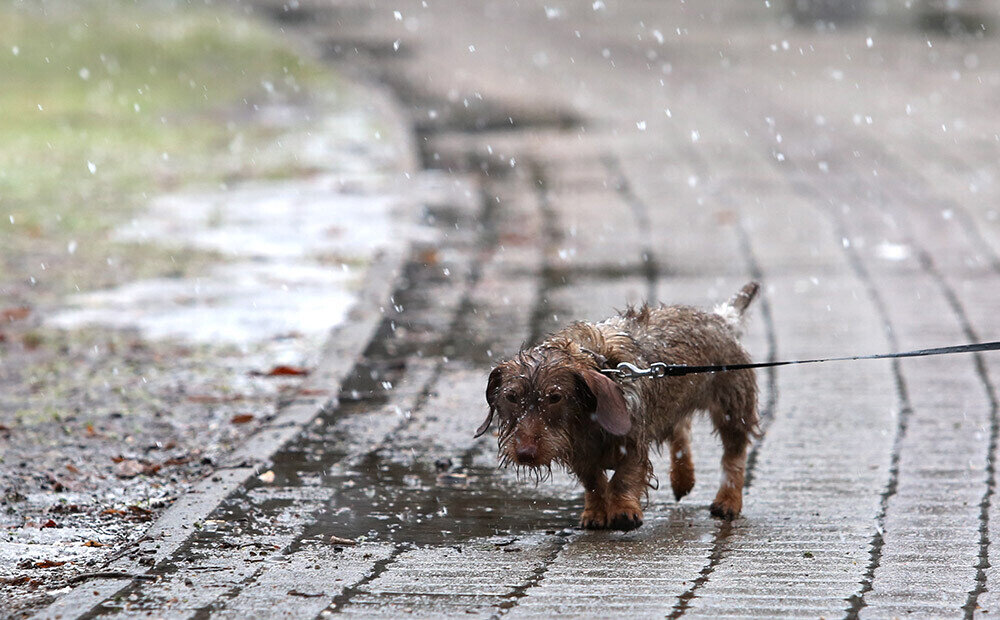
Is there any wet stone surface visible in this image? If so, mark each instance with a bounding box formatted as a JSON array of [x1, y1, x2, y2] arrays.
[[29, 0, 1000, 617]]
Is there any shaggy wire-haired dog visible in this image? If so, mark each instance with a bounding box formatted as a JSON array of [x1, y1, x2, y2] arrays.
[[476, 282, 760, 530]]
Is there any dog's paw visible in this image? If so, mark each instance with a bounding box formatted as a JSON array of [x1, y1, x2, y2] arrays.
[[710, 487, 743, 520], [671, 470, 695, 501], [579, 509, 609, 530], [608, 510, 643, 531], [709, 501, 740, 521], [605, 499, 643, 531]]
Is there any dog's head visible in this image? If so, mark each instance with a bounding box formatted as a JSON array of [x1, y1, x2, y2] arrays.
[[476, 349, 631, 470]]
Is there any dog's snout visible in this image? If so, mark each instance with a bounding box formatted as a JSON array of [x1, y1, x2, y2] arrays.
[[515, 440, 538, 464]]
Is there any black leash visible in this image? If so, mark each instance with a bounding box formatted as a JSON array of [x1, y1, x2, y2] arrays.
[[599, 341, 1000, 379]]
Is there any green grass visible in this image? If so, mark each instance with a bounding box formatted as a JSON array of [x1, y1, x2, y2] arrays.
[[0, 0, 340, 291]]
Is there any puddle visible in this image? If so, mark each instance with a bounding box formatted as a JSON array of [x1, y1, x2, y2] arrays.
[[48, 174, 402, 345], [262, 454, 581, 547], [47, 261, 357, 345]]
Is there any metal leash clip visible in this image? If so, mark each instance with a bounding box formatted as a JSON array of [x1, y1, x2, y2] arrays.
[[603, 361, 672, 379]]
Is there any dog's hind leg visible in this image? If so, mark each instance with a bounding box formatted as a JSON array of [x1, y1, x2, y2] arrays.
[[708, 373, 757, 520], [709, 425, 748, 520], [669, 417, 696, 501]]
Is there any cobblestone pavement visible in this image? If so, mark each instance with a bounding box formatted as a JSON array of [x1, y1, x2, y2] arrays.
[[34, 1, 1000, 618]]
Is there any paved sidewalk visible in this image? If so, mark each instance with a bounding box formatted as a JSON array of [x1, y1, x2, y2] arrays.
[[36, 0, 1000, 618]]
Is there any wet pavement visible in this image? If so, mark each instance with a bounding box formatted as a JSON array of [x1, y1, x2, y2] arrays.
[[32, 0, 1000, 618]]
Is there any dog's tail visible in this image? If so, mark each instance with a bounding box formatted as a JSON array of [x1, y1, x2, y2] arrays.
[[714, 281, 760, 336]]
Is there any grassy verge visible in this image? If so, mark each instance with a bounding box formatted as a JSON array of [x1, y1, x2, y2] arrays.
[[0, 0, 340, 295]]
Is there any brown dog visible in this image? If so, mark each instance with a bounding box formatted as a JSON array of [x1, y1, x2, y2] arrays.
[[476, 282, 760, 530]]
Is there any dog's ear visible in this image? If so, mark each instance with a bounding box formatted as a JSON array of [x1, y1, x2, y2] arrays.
[[476, 366, 504, 437], [574, 369, 631, 436]]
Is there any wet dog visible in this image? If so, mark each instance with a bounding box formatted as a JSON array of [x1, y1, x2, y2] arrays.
[[476, 282, 760, 530]]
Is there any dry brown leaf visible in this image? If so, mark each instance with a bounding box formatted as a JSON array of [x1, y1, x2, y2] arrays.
[[1, 307, 30, 322], [230, 414, 255, 425], [187, 394, 247, 404], [251, 365, 310, 377], [101, 508, 127, 517]]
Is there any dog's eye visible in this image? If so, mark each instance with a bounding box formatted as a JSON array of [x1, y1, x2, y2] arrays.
[[505, 392, 519, 403], [548, 393, 562, 404]]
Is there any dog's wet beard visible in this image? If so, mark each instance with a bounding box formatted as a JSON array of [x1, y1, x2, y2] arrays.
[[496, 419, 574, 484]]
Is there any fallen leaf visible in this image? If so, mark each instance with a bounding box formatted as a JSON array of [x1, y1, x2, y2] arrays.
[[251, 365, 310, 377], [257, 470, 275, 484], [417, 248, 439, 265], [1, 307, 30, 322], [230, 414, 255, 425], [65, 464, 81, 475], [128, 505, 153, 517], [101, 508, 127, 517], [83, 540, 105, 547], [187, 394, 247, 404], [297, 389, 329, 396], [34, 560, 66, 569], [329, 535, 357, 546], [40, 519, 58, 529]]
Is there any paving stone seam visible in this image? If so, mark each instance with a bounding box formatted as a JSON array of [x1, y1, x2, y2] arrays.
[[779, 179, 915, 619], [601, 155, 659, 301], [733, 215, 780, 489], [318, 543, 410, 617], [320, 170, 510, 615], [665, 200, 779, 619], [816, 135, 999, 617], [526, 160, 563, 346], [915, 252, 1000, 619], [816, 128, 1000, 616], [787, 152, 996, 617], [491, 534, 574, 618], [474, 158, 577, 617], [879, 135, 1000, 274]]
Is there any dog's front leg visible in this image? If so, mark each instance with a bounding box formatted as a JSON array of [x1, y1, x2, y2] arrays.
[[578, 470, 610, 529], [607, 446, 648, 531]]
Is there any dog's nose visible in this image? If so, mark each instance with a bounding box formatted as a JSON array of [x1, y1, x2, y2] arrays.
[[515, 442, 538, 464]]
